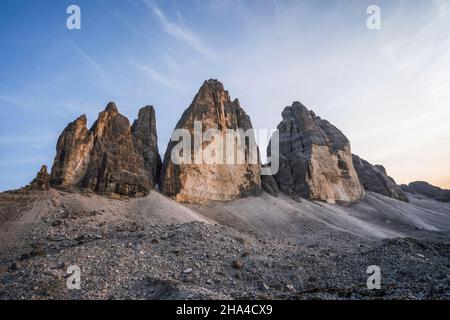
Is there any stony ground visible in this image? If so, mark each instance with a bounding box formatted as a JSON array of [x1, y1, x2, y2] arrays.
[[0, 190, 449, 300]]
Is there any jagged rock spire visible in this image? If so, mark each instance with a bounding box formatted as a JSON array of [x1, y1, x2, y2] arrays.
[[50, 102, 161, 197]]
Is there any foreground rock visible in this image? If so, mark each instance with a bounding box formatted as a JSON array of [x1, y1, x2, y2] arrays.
[[270, 102, 364, 204], [160, 79, 261, 203], [50, 103, 160, 197], [401, 181, 450, 202], [352, 154, 408, 202]]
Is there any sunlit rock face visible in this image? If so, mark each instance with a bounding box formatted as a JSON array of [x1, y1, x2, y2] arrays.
[[352, 154, 408, 202], [160, 79, 262, 203], [50, 114, 94, 189], [50, 102, 161, 197], [270, 102, 364, 204]]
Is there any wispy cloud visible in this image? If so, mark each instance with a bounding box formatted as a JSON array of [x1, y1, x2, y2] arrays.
[[0, 94, 26, 109], [162, 54, 181, 72], [143, 1, 218, 60], [130, 60, 182, 91], [0, 133, 56, 146], [61, 34, 106, 80]]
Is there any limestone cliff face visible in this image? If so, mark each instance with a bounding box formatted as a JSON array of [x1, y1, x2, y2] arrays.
[[352, 154, 408, 202], [160, 79, 262, 203], [270, 102, 364, 204], [50, 102, 160, 197], [50, 114, 93, 189]]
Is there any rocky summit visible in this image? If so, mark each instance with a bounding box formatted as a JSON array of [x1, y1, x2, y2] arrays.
[[50, 102, 160, 198], [160, 79, 261, 203], [269, 101, 364, 204], [352, 154, 408, 202]]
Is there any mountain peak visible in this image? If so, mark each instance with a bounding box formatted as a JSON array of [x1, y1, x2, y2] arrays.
[[74, 114, 88, 126], [197, 79, 227, 96], [160, 80, 261, 203], [105, 101, 118, 113]]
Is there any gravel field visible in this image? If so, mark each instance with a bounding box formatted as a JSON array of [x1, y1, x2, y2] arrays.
[[0, 190, 449, 300]]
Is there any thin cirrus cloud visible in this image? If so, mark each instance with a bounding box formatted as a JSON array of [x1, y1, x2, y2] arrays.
[[143, 0, 219, 60], [130, 60, 183, 91], [0, 95, 26, 109], [61, 34, 106, 81]]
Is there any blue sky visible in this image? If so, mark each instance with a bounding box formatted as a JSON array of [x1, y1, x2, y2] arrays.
[[1, 0, 449, 191]]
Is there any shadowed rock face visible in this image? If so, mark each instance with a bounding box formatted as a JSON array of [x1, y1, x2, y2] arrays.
[[270, 102, 364, 204], [352, 154, 408, 202], [261, 165, 279, 197], [131, 106, 162, 187], [401, 181, 450, 202], [50, 102, 160, 197], [160, 79, 262, 203]]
